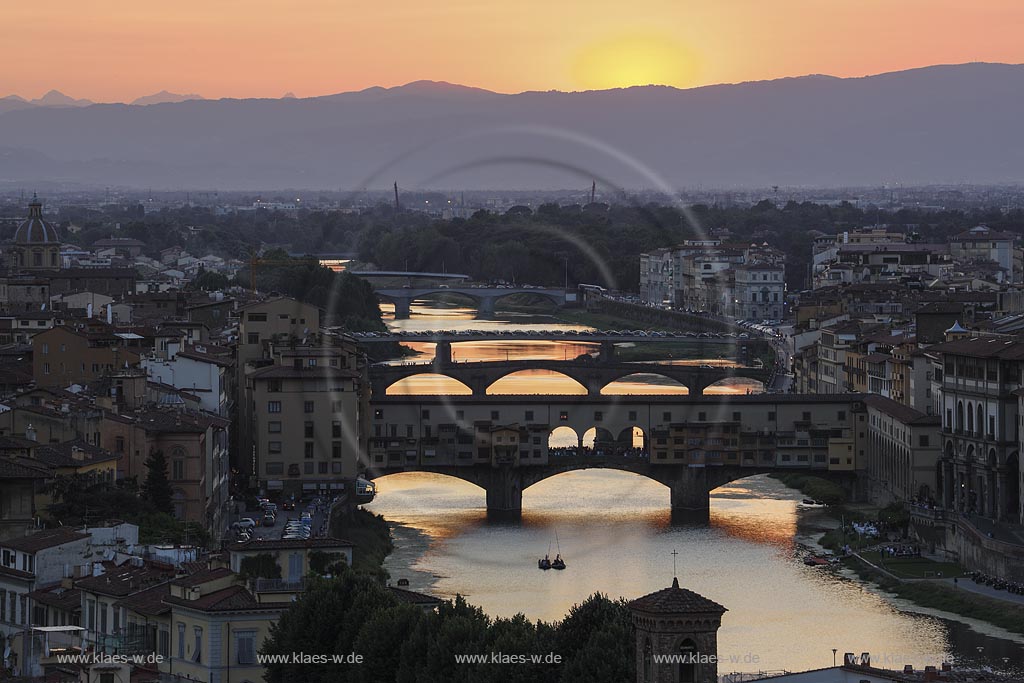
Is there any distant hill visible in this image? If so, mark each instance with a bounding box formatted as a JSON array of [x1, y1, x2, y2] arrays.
[[2, 63, 1024, 190], [130, 90, 205, 106]]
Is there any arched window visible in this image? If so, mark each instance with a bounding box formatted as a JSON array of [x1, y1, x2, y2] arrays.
[[966, 403, 974, 435], [976, 404, 984, 437], [956, 401, 964, 432], [679, 638, 697, 683]]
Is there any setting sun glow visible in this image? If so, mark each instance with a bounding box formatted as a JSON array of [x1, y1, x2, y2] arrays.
[[573, 34, 700, 90]]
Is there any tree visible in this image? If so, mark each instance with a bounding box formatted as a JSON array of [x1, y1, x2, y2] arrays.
[[142, 450, 174, 515]]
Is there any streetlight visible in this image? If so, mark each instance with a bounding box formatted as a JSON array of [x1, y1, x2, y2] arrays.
[[832, 649, 838, 667]]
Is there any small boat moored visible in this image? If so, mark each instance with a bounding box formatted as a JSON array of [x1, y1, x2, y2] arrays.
[[538, 555, 551, 570], [551, 554, 566, 570]]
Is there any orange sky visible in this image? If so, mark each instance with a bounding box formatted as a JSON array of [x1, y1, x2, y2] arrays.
[[4, 0, 1023, 101]]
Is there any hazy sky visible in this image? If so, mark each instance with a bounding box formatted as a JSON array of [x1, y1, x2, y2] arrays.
[[4, 0, 1023, 101]]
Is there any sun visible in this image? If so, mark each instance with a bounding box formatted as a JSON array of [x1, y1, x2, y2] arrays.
[[572, 33, 700, 91]]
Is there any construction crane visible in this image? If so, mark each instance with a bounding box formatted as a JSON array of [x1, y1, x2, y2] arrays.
[[394, 181, 400, 211], [590, 180, 596, 204], [247, 249, 317, 291]]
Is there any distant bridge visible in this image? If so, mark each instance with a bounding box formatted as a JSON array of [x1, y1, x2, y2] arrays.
[[350, 270, 470, 280], [369, 357, 771, 396], [350, 329, 751, 344], [374, 286, 568, 319]]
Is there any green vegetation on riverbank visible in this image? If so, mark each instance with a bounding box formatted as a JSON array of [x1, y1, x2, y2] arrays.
[[262, 568, 635, 683], [843, 558, 1024, 636], [769, 473, 848, 507], [330, 507, 394, 581], [858, 551, 963, 579]]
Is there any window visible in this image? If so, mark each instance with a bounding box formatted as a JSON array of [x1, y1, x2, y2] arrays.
[[268, 441, 282, 454], [177, 623, 185, 659], [268, 421, 282, 433], [304, 401, 315, 413], [525, 410, 534, 421], [247, 333, 259, 345], [919, 435, 930, 447], [193, 626, 202, 662], [332, 462, 343, 474], [236, 631, 256, 665], [267, 379, 282, 393], [247, 312, 267, 322], [594, 411, 603, 422], [304, 442, 314, 459], [304, 421, 314, 438], [172, 460, 185, 479], [332, 442, 342, 459], [490, 411, 499, 420], [265, 462, 284, 475], [663, 412, 671, 422], [768, 411, 776, 421], [332, 421, 342, 438], [319, 462, 328, 474], [698, 412, 706, 421], [421, 409, 430, 419], [802, 411, 811, 421], [42, 362, 50, 375], [331, 399, 344, 412], [267, 401, 281, 413], [732, 412, 741, 422], [304, 462, 314, 474], [629, 411, 637, 421]]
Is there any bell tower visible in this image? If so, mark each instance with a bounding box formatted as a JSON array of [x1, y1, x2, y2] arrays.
[[629, 577, 727, 683]]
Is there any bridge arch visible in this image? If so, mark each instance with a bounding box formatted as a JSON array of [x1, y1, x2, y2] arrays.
[[600, 372, 690, 395], [704, 376, 765, 395], [549, 425, 580, 449], [385, 373, 473, 396], [486, 369, 588, 395]]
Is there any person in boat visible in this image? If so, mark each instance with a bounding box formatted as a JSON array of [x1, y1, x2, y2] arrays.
[[538, 555, 551, 569], [551, 554, 566, 570]]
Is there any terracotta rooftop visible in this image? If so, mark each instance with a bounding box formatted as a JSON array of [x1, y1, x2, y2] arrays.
[[628, 578, 727, 615], [170, 566, 235, 587], [76, 563, 175, 597], [113, 583, 171, 617], [28, 585, 83, 613], [2, 528, 89, 553], [927, 335, 1024, 360], [164, 585, 282, 613]]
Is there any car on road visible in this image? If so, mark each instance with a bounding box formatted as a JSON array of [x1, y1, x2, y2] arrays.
[[262, 512, 276, 527], [232, 518, 257, 532], [282, 501, 295, 511]]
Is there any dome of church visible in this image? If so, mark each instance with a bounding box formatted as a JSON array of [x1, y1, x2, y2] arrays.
[[14, 195, 61, 244]]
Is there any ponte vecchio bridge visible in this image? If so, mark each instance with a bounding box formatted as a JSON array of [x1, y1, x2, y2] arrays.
[[364, 393, 867, 521]]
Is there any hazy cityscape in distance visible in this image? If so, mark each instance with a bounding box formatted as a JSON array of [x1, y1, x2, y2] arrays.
[[2, 3, 1024, 683]]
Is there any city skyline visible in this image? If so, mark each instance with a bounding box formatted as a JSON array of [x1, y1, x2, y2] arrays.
[[3, 1, 1023, 101]]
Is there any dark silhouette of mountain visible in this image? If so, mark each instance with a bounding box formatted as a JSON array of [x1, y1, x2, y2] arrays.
[[2, 63, 1023, 189], [130, 90, 204, 106], [31, 90, 94, 107]]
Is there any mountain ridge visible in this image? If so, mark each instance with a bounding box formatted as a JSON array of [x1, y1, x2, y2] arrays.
[[2, 63, 1023, 190]]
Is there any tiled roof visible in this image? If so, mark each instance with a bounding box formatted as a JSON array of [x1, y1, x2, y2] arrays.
[[2, 528, 89, 553], [927, 335, 1024, 360], [33, 439, 120, 468], [170, 566, 235, 587], [164, 585, 282, 612], [0, 457, 49, 479], [627, 578, 727, 615], [76, 564, 175, 597], [249, 365, 359, 381], [388, 586, 442, 606], [28, 585, 82, 613], [114, 583, 171, 617], [0, 564, 35, 581], [862, 394, 940, 426]]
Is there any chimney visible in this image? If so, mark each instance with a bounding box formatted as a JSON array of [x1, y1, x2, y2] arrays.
[[107, 303, 113, 324], [25, 423, 37, 442], [71, 446, 85, 462]]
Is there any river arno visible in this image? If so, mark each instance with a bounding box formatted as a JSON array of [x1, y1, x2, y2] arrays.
[[367, 300, 1024, 676]]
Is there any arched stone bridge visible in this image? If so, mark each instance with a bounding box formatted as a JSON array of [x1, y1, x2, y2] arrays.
[[374, 286, 567, 319], [370, 359, 771, 396], [365, 458, 858, 522]]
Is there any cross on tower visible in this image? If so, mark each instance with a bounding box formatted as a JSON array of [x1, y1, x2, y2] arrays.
[[671, 548, 679, 577]]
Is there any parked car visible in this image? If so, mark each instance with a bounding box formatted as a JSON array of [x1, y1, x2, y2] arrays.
[[262, 512, 276, 527], [232, 518, 257, 531]]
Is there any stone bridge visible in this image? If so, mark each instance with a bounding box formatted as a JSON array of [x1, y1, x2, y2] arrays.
[[374, 286, 568, 319], [370, 358, 771, 396], [365, 457, 859, 522]]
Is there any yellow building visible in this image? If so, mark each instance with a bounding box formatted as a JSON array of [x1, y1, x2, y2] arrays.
[[163, 567, 284, 683]]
